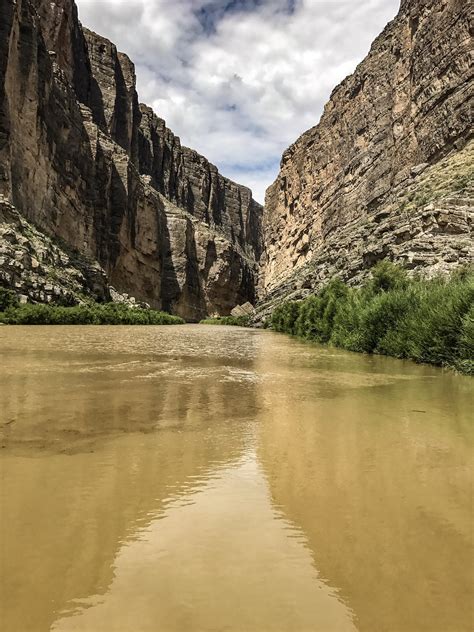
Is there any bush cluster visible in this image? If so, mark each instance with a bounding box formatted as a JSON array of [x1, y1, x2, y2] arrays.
[[271, 262, 474, 374], [200, 315, 250, 327], [0, 288, 20, 311], [0, 301, 185, 326]]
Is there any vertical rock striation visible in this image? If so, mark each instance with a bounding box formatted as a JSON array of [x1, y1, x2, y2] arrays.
[[138, 105, 263, 261], [261, 0, 473, 301], [0, 0, 262, 320]]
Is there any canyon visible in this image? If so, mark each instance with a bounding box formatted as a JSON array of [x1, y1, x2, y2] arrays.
[[0, 0, 472, 320], [1, 3, 473, 628]]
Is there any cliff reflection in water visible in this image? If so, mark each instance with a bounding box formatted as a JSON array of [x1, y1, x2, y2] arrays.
[[1, 326, 258, 631], [255, 334, 473, 632], [0, 325, 472, 632]]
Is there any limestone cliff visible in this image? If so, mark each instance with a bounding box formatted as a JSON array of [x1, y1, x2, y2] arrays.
[[260, 0, 472, 307], [2, 0, 472, 321], [0, 0, 262, 320]]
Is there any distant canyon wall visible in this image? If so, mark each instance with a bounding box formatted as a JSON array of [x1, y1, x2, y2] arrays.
[[0, 0, 262, 319]]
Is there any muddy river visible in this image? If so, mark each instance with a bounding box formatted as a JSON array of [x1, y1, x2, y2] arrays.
[[0, 325, 472, 631]]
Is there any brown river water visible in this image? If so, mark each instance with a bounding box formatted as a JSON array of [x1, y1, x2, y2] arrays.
[[0, 325, 472, 632]]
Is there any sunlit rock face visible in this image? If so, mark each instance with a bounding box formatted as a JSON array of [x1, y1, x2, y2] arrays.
[[0, 0, 262, 320], [260, 0, 473, 304]]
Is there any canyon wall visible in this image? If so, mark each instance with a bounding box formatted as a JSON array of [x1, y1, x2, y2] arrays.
[[260, 0, 472, 307], [1, 0, 472, 319], [0, 0, 262, 319]]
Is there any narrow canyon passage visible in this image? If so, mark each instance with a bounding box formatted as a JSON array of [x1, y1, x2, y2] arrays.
[[0, 326, 472, 632]]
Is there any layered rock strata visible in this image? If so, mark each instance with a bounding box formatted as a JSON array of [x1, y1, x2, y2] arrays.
[[261, 0, 473, 299], [257, 145, 473, 321], [0, 0, 262, 319]]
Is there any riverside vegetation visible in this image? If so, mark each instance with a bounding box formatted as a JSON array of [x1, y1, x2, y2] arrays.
[[0, 290, 184, 325], [270, 263, 474, 374], [200, 316, 251, 326]]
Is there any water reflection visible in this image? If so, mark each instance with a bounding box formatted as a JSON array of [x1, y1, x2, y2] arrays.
[[1, 326, 260, 631], [255, 334, 474, 632], [51, 454, 356, 632], [0, 325, 263, 452], [0, 325, 472, 631]]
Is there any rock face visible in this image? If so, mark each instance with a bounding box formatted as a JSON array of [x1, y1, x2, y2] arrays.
[[138, 105, 263, 262], [261, 0, 473, 299], [0, 197, 109, 306], [1, 0, 472, 320], [0, 0, 262, 320]]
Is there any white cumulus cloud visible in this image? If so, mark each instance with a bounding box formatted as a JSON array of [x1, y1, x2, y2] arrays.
[[75, 0, 400, 202]]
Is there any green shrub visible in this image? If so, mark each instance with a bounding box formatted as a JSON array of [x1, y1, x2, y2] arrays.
[[200, 315, 250, 327], [295, 295, 325, 340], [271, 301, 300, 334], [330, 289, 371, 352], [360, 286, 421, 354], [0, 302, 185, 325], [365, 260, 409, 295], [456, 306, 474, 374], [295, 278, 349, 342], [401, 277, 474, 367], [269, 263, 474, 374], [0, 288, 20, 311]]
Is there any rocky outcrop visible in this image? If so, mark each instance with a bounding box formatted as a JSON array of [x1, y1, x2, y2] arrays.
[[261, 0, 473, 298], [0, 197, 109, 306], [82, 27, 141, 164], [0, 0, 262, 320], [231, 302, 255, 319], [256, 144, 473, 322]]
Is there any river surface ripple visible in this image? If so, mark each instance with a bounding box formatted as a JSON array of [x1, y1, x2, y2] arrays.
[[0, 325, 472, 632]]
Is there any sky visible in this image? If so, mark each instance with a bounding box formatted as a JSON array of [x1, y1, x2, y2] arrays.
[[75, 0, 400, 203]]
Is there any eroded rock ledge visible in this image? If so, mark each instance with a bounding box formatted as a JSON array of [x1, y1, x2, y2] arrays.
[[0, 197, 109, 306]]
